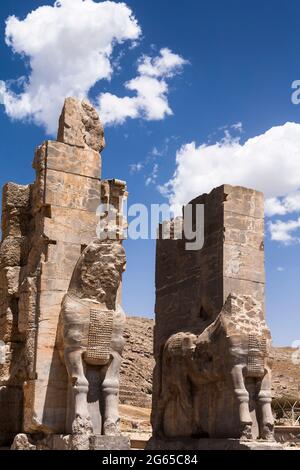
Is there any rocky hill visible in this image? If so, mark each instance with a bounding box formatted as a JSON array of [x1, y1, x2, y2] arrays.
[[120, 317, 300, 408], [272, 347, 300, 402]]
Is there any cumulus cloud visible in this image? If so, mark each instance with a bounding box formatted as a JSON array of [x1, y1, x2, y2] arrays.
[[160, 122, 300, 244], [161, 123, 300, 217], [265, 191, 300, 217], [98, 48, 187, 125], [0, 0, 141, 133], [137, 47, 188, 78], [269, 218, 300, 244]]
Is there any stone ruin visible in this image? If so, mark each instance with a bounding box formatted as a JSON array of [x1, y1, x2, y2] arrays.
[[149, 185, 281, 450], [0, 97, 287, 451], [0, 97, 129, 450]]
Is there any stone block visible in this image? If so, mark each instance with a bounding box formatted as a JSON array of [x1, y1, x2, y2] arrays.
[[43, 206, 99, 244], [2, 182, 30, 209], [90, 434, 130, 450], [147, 438, 283, 450], [57, 97, 105, 153], [45, 168, 101, 212], [46, 140, 101, 179]]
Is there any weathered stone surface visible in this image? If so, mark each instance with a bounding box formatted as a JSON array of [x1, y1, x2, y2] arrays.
[[275, 426, 300, 445], [20, 135, 103, 434], [147, 437, 283, 450], [11, 433, 37, 451], [1, 183, 31, 238], [0, 96, 128, 449], [11, 432, 130, 450], [57, 237, 127, 438], [43, 207, 101, 245], [11, 433, 71, 450], [120, 318, 300, 430], [46, 140, 102, 179], [90, 434, 130, 450], [152, 185, 274, 443], [120, 317, 153, 408], [45, 169, 101, 212], [57, 97, 105, 153]]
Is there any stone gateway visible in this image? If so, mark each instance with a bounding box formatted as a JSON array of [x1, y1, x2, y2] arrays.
[[150, 185, 277, 448]]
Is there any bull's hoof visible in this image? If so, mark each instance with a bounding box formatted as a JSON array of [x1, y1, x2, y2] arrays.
[[240, 424, 253, 441], [260, 424, 275, 442], [71, 416, 93, 450], [103, 420, 120, 436]]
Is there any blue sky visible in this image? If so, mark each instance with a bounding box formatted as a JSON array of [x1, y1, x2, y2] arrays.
[[0, 0, 300, 346]]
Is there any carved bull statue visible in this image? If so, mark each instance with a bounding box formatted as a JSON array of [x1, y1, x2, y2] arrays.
[[155, 294, 274, 442], [57, 239, 126, 447]]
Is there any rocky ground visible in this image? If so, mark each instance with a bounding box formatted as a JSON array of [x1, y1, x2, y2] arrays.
[[271, 347, 300, 401]]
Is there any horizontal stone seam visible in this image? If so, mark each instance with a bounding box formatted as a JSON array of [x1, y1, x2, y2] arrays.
[[224, 241, 263, 250], [46, 166, 100, 181], [224, 275, 264, 284], [47, 140, 89, 151], [224, 208, 263, 220], [156, 275, 223, 293], [37, 289, 67, 293], [45, 203, 100, 214], [156, 275, 264, 295]]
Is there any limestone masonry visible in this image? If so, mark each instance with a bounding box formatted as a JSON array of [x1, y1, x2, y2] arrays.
[[151, 185, 275, 445], [0, 97, 128, 450]]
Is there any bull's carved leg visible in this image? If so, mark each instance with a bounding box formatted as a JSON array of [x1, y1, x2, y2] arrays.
[[64, 348, 91, 424], [257, 369, 275, 441], [101, 351, 121, 436], [231, 365, 253, 440], [64, 347, 93, 450]]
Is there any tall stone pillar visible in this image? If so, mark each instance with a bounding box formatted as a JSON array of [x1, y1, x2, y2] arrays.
[[0, 98, 118, 442], [151, 185, 275, 446], [154, 185, 265, 345]]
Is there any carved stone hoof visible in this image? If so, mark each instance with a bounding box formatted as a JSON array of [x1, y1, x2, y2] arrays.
[[103, 420, 120, 436], [240, 424, 253, 441], [71, 416, 93, 450], [260, 424, 275, 442]]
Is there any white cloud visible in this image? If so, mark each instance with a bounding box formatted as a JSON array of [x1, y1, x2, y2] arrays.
[[161, 122, 300, 218], [269, 218, 300, 244], [151, 146, 163, 157], [0, 0, 141, 133], [98, 93, 140, 125], [219, 122, 243, 134], [146, 163, 159, 186], [137, 47, 187, 78], [98, 48, 187, 125], [129, 162, 143, 174], [277, 266, 285, 272], [151, 137, 173, 157], [231, 122, 243, 133], [265, 191, 300, 217]]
